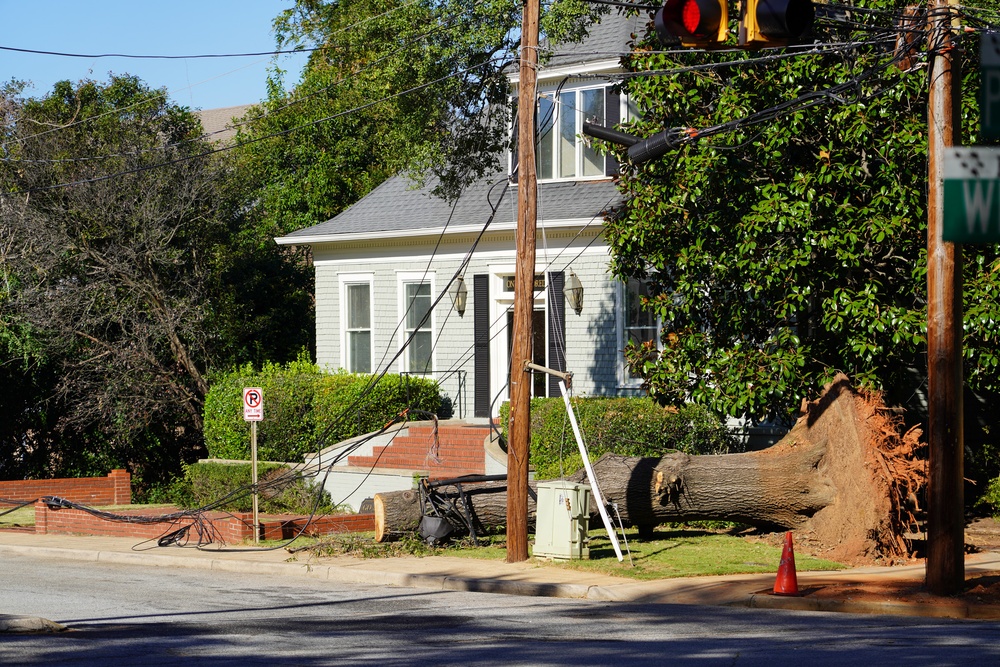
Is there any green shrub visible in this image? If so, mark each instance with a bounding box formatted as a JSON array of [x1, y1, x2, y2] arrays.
[[501, 397, 738, 479], [203, 354, 321, 462], [977, 475, 1000, 518], [171, 461, 335, 514], [312, 371, 441, 446], [204, 356, 444, 462]]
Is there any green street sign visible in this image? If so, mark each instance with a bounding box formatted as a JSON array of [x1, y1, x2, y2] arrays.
[[982, 33, 1000, 139], [943, 147, 1000, 243]]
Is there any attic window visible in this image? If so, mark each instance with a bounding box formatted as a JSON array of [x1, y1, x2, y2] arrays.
[[537, 86, 606, 181]]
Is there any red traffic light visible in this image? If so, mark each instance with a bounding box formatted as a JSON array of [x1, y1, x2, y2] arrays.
[[655, 0, 729, 48]]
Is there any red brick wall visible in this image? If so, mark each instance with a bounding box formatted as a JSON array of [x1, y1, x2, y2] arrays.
[[34, 502, 374, 542], [0, 470, 131, 506], [259, 513, 375, 540]]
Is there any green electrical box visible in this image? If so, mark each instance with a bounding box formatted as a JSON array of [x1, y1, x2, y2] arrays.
[[533, 480, 591, 560]]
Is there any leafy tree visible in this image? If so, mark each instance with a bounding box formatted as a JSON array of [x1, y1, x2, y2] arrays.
[[229, 0, 606, 243], [605, 4, 1000, 443], [0, 75, 225, 485], [210, 0, 608, 378]]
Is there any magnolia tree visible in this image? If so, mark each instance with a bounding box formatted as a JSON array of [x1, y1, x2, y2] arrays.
[[602, 6, 1000, 489]]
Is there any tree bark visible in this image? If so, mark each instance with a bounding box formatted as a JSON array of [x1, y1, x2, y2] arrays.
[[563, 441, 833, 530], [373, 375, 925, 564], [374, 483, 528, 543]]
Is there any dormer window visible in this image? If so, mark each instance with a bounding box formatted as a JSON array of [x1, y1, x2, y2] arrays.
[[536, 86, 607, 181]]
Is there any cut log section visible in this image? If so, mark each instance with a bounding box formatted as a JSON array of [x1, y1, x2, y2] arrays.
[[373, 481, 525, 543], [372, 375, 925, 564]]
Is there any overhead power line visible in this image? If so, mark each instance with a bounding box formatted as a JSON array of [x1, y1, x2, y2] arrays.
[[0, 57, 506, 195], [0, 0, 429, 62], [0, 44, 318, 60]]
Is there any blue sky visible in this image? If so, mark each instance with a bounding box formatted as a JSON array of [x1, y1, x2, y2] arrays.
[[0, 1, 310, 110]]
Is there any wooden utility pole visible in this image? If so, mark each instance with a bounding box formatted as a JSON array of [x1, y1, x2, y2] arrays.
[[508, 0, 540, 563], [925, 0, 965, 595]]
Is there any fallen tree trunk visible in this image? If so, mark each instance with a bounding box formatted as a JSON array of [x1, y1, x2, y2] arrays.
[[374, 482, 517, 543], [373, 375, 925, 564]]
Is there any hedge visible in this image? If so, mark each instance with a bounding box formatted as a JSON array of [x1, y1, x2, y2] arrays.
[[203, 356, 320, 462], [170, 461, 335, 514], [204, 358, 442, 463], [312, 371, 441, 445], [501, 397, 738, 479]]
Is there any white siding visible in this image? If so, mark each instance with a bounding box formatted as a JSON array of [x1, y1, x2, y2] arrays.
[[310, 226, 640, 417]]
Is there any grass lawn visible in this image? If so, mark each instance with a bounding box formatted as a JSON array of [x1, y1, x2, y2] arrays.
[[0, 503, 35, 527], [294, 525, 846, 580]]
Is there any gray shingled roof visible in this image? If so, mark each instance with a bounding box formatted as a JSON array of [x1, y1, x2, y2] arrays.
[[195, 104, 252, 144], [277, 11, 638, 244], [541, 11, 648, 69], [279, 174, 621, 241]]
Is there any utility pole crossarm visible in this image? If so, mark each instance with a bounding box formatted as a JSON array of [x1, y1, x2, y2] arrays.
[[524, 361, 573, 387]]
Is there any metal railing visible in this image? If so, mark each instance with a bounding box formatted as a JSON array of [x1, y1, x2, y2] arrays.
[[400, 369, 467, 420]]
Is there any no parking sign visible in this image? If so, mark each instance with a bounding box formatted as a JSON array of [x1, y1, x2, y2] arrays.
[[243, 387, 263, 422]]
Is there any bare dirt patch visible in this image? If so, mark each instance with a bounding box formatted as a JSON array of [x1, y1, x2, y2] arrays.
[[800, 575, 1000, 607]]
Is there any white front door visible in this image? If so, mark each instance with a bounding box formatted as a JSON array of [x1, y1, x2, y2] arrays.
[[490, 271, 548, 416]]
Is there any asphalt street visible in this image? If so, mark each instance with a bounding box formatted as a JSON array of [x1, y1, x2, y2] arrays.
[[3, 552, 1000, 666]]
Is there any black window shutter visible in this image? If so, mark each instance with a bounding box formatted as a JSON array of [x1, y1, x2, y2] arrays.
[[605, 89, 621, 177], [547, 271, 566, 398], [474, 274, 491, 418]]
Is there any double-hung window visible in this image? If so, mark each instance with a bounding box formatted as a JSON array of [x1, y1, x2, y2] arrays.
[[537, 86, 606, 180], [619, 278, 660, 384], [340, 274, 373, 373], [400, 275, 434, 374]]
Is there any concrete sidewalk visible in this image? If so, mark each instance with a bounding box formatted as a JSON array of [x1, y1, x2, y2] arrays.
[[1, 530, 999, 625]]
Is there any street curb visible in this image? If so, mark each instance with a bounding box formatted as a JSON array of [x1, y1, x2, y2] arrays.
[[742, 593, 1000, 619], [0, 615, 66, 633], [5, 542, 1000, 618], [0, 543, 590, 600], [441, 577, 591, 598]]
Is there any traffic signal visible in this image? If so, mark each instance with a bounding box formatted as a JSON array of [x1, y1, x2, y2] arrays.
[[739, 0, 814, 48], [655, 0, 729, 48]]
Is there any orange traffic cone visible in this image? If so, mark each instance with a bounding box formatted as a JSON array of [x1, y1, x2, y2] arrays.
[[773, 531, 800, 596]]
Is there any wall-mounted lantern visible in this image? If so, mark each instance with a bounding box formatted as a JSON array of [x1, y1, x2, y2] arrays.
[[564, 271, 584, 315], [450, 275, 468, 316]]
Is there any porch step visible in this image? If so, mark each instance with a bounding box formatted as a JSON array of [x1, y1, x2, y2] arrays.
[[347, 422, 491, 480]]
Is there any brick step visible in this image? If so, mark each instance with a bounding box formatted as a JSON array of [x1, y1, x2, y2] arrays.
[[347, 423, 489, 472], [349, 453, 483, 461], [348, 457, 484, 469], [406, 426, 491, 437], [388, 438, 488, 447], [359, 447, 485, 461], [348, 462, 484, 470]]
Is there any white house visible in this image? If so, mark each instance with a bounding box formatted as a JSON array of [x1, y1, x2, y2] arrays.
[[276, 13, 657, 421]]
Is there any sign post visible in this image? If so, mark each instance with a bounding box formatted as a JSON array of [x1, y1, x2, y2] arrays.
[[242, 387, 263, 545]]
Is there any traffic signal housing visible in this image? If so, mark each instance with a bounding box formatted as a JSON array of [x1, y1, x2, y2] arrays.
[[655, 0, 729, 48], [740, 0, 814, 48]]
